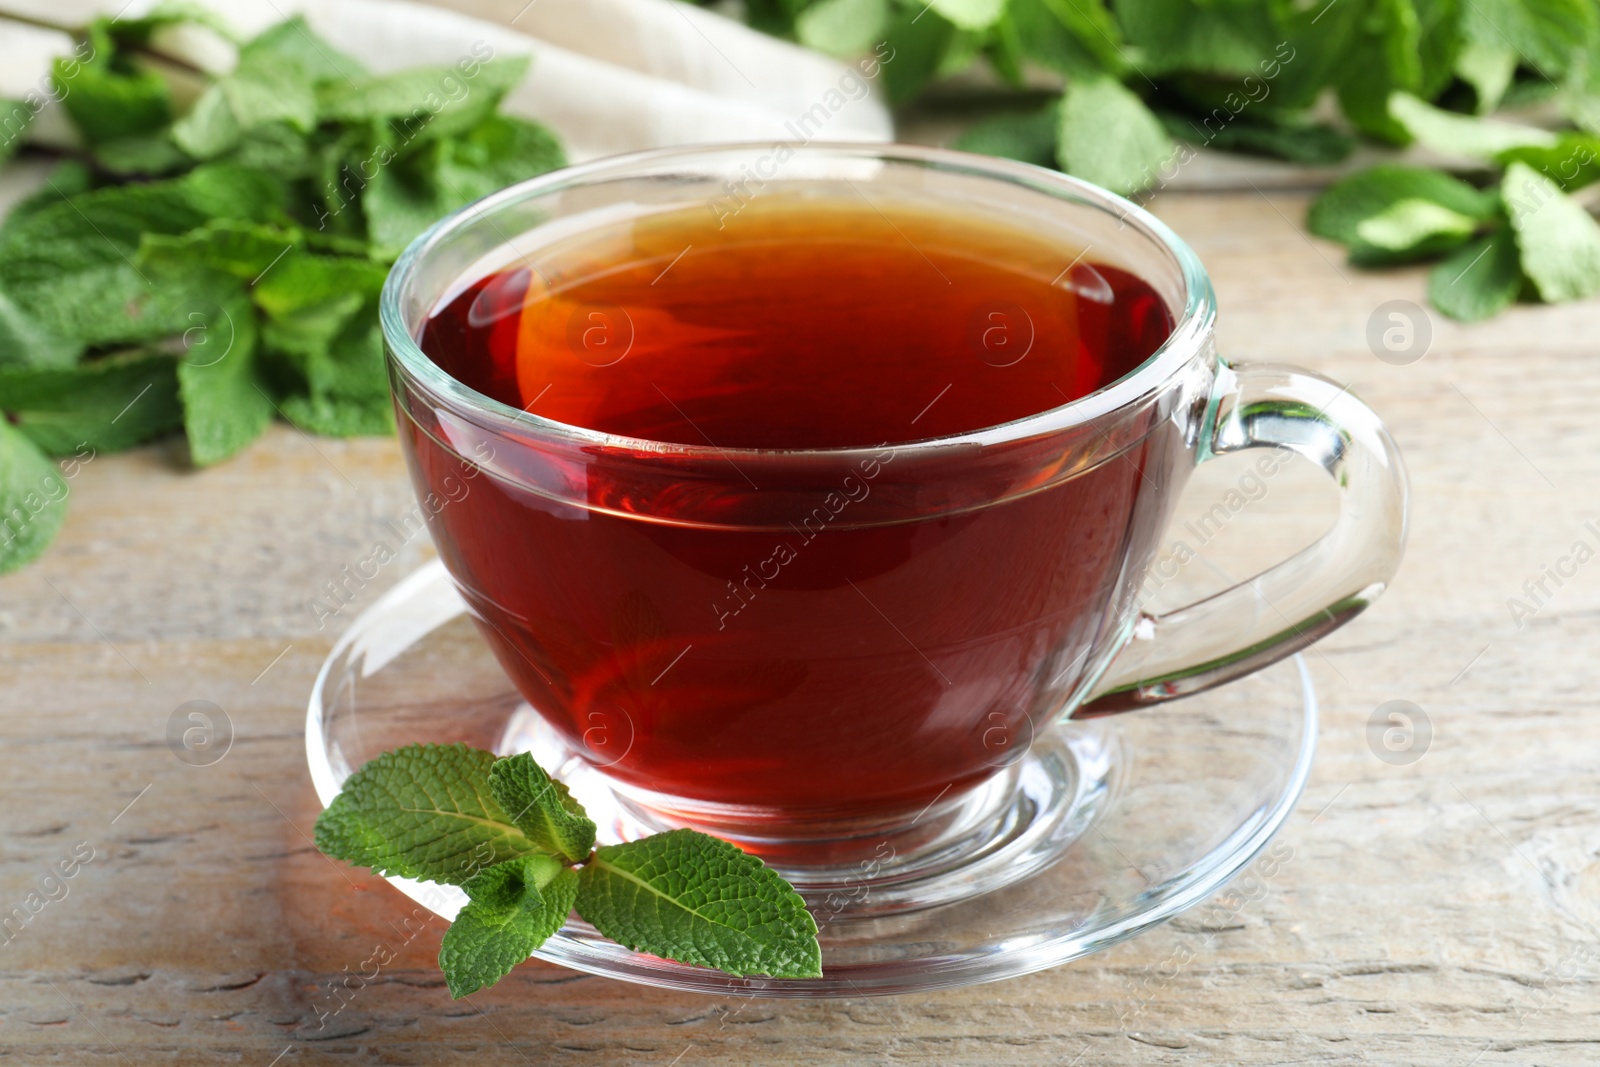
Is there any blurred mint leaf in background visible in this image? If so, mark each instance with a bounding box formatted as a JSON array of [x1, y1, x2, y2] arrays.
[[1503, 161, 1600, 303], [955, 103, 1059, 168], [174, 295, 275, 466], [0, 420, 69, 574], [1429, 229, 1525, 322], [796, 0, 891, 56], [0, 350, 183, 455], [0, 11, 563, 571], [1056, 76, 1171, 195]]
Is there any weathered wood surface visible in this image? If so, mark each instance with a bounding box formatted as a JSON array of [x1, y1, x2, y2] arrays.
[[3, 186, 1599, 1066]]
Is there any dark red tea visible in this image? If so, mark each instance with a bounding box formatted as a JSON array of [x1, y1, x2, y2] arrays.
[[404, 195, 1177, 833]]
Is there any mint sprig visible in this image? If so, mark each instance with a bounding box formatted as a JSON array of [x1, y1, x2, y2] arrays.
[[314, 744, 823, 995], [730, 0, 1600, 322], [0, 12, 564, 574]]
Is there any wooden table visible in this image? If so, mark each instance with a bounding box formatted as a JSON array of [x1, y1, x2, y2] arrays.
[[4, 182, 1599, 1065]]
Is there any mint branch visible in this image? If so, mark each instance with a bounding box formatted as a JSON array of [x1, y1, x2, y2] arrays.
[[0, 12, 564, 574], [313, 744, 823, 996]]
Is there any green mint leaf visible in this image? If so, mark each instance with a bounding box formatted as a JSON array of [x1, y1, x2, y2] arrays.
[[54, 53, 171, 146], [314, 743, 547, 884], [1455, 42, 1518, 114], [239, 16, 366, 84], [1415, 0, 1468, 101], [0, 290, 82, 370], [0, 180, 206, 344], [0, 164, 286, 346], [268, 298, 392, 437], [1506, 73, 1565, 113], [172, 84, 243, 160], [93, 132, 191, 177], [1032, 0, 1128, 74], [439, 855, 577, 998], [1350, 198, 1479, 264], [880, 7, 957, 103], [175, 297, 273, 466], [175, 39, 322, 160], [222, 48, 319, 133], [986, 9, 1024, 87], [0, 101, 35, 165], [796, 0, 890, 55], [1007, 0, 1102, 78], [1503, 161, 1600, 303], [574, 829, 821, 979], [1388, 91, 1558, 158], [936, 28, 985, 79], [252, 253, 387, 318], [362, 115, 564, 257], [180, 162, 291, 224], [1496, 134, 1600, 193], [258, 290, 393, 437], [1115, 0, 1277, 78], [1461, 0, 1594, 77], [1332, 0, 1423, 144], [1308, 165, 1499, 249], [317, 56, 530, 147], [955, 103, 1059, 169], [279, 391, 395, 436], [1428, 228, 1525, 322], [260, 291, 364, 363], [487, 753, 597, 864], [0, 420, 69, 574], [1056, 76, 1171, 195], [139, 220, 303, 280], [7, 162, 93, 218], [438, 115, 565, 196], [361, 163, 456, 260], [925, 0, 1004, 32], [0, 350, 182, 455], [224, 122, 316, 180], [1160, 111, 1354, 166]]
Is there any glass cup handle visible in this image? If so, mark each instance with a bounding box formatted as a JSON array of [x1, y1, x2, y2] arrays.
[[1075, 362, 1410, 717]]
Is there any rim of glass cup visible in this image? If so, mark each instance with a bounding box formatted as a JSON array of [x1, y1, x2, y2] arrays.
[[379, 142, 1217, 459]]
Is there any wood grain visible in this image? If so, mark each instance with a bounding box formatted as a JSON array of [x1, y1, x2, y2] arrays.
[[3, 189, 1599, 1066]]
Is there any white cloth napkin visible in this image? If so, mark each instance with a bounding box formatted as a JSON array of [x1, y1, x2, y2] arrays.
[[0, 0, 893, 161]]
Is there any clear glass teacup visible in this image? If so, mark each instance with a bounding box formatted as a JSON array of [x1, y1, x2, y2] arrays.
[[381, 143, 1408, 910]]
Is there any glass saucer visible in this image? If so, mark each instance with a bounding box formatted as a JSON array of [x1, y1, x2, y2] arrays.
[[306, 561, 1316, 997]]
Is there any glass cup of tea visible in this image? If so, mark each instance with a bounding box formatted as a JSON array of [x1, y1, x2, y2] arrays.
[[380, 143, 1407, 913]]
